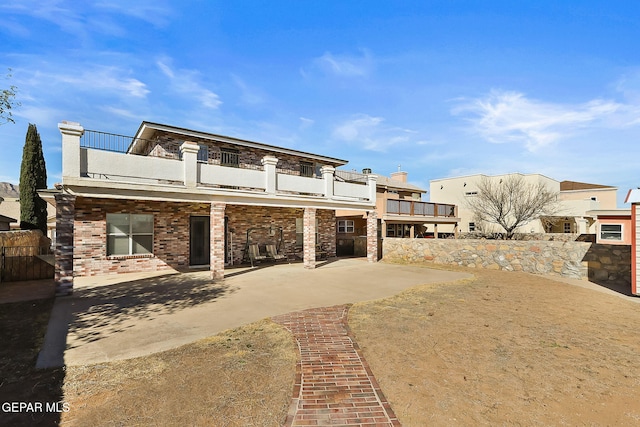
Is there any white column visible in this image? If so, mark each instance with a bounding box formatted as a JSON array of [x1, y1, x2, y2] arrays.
[[321, 165, 335, 199], [262, 156, 279, 194], [366, 174, 378, 203], [59, 121, 84, 179], [180, 141, 200, 188]]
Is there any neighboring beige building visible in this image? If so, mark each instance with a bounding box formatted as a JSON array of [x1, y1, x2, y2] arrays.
[[0, 196, 55, 240], [429, 173, 617, 236], [336, 170, 458, 256]]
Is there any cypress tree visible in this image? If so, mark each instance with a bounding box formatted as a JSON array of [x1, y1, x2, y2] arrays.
[[19, 123, 48, 233]]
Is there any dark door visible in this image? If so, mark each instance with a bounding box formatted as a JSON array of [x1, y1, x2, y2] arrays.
[[190, 216, 210, 265]]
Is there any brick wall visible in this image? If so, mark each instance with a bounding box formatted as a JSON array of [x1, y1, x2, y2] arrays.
[[225, 205, 335, 265], [148, 131, 327, 175], [73, 197, 336, 276], [74, 197, 210, 276]]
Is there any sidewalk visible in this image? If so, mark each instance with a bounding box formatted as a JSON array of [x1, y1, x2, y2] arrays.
[[273, 305, 401, 426]]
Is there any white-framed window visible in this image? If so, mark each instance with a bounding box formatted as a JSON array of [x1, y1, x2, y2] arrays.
[[107, 213, 154, 256], [469, 222, 476, 232], [338, 220, 355, 233], [296, 217, 319, 246], [465, 191, 478, 196], [600, 224, 622, 241]]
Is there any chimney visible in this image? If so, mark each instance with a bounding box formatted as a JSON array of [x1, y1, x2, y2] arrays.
[[390, 171, 408, 183], [362, 168, 372, 175]]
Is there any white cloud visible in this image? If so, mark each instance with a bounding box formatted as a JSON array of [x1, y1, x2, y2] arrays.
[[231, 74, 265, 106], [299, 117, 314, 129], [313, 50, 373, 77], [332, 114, 414, 151], [156, 59, 222, 109], [453, 90, 623, 152]]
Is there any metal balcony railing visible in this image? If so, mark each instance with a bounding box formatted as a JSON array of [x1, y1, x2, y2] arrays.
[[81, 130, 140, 153], [386, 199, 456, 217]]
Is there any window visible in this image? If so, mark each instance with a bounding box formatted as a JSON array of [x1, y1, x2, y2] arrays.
[[220, 148, 239, 167], [300, 161, 314, 177], [197, 145, 209, 163], [469, 222, 476, 232], [338, 220, 355, 233], [296, 217, 319, 246], [600, 224, 622, 241], [465, 191, 478, 196], [563, 222, 572, 233], [107, 214, 154, 256], [386, 223, 411, 238]]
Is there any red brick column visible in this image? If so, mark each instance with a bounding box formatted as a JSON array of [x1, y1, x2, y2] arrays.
[[367, 210, 378, 263], [210, 202, 226, 280], [303, 207, 316, 269], [54, 193, 76, 296]]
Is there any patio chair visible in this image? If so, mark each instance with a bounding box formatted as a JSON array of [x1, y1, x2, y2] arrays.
[[266, 244, 287, 262], [248, 243, 267, 267]]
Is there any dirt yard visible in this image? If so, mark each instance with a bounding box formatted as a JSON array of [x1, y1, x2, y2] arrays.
[[4, 265, 640, 426], [349, 266, 640, 426]]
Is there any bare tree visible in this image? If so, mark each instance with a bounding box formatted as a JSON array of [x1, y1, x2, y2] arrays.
[[466, 175, 559, 239], [1, 69, 20, 125]]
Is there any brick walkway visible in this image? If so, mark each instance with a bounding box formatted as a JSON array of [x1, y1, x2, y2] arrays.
[[272, 305, 401, 427]]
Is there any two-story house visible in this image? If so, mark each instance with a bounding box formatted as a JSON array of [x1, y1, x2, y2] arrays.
[[430, 173, 618, 236], [335, 169, 459, 256], [43, 121, 378, 295]]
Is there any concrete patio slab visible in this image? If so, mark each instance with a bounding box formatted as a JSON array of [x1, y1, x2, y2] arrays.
[[37, 259, 471, 368]]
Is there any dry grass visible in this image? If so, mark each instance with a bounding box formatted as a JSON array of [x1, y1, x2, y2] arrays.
[[349, 267, 640, 426], [61, 319, 297, 427]]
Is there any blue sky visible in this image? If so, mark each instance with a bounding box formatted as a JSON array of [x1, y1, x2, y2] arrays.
[[1, 1, 639, 206]]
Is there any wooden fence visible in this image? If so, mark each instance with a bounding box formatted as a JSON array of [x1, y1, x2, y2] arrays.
[[0, 246, 55, 282]]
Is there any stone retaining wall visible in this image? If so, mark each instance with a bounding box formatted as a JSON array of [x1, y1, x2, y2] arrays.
[[382, 238, 629, 284]]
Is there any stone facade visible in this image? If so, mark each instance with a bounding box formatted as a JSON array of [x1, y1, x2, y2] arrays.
[[383, 238, 591, 279], [582, 244, 631, 286], [383, 238, 632, 285]]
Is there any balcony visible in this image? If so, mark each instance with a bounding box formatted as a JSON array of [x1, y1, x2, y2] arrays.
[[61, 123, 376, 206], [386, 199, 457, 218]]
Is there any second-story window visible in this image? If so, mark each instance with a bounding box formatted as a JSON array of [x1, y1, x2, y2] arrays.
[[220, 148, 239, 167], [300, 161, 314, 177], [197, 145, 209, 163]]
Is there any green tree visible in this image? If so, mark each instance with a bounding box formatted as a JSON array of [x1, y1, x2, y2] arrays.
[[20, 124, 48, 233], [1, 69, 20, 125]]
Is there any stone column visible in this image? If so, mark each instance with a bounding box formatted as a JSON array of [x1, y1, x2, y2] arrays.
[[366, 210, 378, 263], [181, 141, 200, 188], [262, 156, 279, 195], [303, 207, 316, 269], [54, 193, 76, 296], [210, 202, 226, 280]]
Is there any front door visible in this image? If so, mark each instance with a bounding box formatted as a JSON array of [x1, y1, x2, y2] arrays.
[[190, 216, 210, 265]]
